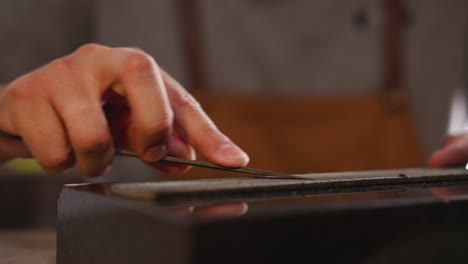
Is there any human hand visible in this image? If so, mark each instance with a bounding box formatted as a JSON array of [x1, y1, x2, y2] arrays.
[[428, 133, 468, 167], [0, 44, 249, 176]]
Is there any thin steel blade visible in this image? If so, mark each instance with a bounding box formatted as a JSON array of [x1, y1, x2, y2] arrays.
[[116, 149, 306, 179]]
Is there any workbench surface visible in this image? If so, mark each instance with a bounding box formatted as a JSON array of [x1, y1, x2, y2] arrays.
[[0, 229, 55, 264]]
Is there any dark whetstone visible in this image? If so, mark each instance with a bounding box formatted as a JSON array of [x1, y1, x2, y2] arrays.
[[58, 167, 468, 264]]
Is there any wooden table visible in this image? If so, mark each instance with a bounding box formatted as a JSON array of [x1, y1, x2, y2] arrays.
[[0, 229, 55, 264]]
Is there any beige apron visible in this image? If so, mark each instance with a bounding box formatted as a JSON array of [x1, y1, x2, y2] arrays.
[[168, 0, 423, 179]]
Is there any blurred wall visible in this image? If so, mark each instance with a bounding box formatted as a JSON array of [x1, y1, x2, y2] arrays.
[[96, 0, 188, 88], [0, 0, 94, 83], [199, 0, 381, 95]]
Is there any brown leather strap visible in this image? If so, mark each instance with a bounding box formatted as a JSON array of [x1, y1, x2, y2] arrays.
[[176, 0, 206, 93], [383, 0, 408, 109]]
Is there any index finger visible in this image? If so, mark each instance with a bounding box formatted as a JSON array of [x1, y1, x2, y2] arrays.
[[161, 70, 249, 167]]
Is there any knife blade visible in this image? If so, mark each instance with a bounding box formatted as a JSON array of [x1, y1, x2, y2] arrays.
[[116, 149, 307, 179]]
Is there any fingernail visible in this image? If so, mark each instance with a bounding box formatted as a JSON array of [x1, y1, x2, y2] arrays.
[[218, 143, 249, 163], [142, 144, 167, 162], [219, 142, 242, 156]]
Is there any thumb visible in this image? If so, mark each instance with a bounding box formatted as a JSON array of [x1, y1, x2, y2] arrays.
[[428, 134, 468, 167]]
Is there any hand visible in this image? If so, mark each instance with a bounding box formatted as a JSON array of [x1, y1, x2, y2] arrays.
[[428, 133, 468, 167], [0, 44, 249, 176]]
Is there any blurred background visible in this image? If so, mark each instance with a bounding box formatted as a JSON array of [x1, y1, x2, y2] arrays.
[[0, 0, 467, 229]]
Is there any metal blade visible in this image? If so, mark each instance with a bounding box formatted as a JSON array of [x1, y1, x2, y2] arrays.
[[116, 149, 307, 180]]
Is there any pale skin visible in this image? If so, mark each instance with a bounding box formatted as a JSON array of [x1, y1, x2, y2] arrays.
[[0, 43, 249, 177]]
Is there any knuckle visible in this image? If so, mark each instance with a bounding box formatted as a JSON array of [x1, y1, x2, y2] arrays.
[[75, 43, 106, 54], [41, 151, 72, 170], [141, 116, 173, 138], [75, 131, 112, 154], [7, 81, 30, 100], [9, 58, 72, 100], [47, 57, 72, 72], [176, 90, 202, 111], [45, 57, 76, 79], [200, 121, 221, 138], [7, 76, 42, 100], [124, 51, 156, 73], [125, 47, 145, 53]]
